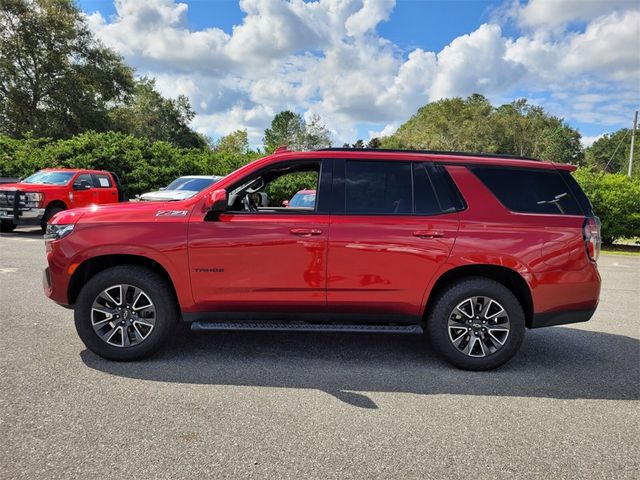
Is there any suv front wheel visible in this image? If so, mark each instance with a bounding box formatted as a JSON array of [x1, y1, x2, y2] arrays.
[[426, 277, 525, 370], [74, 265, 178, 360]]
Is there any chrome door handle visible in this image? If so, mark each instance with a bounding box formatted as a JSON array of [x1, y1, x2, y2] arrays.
[[290, 228, 322, 236], [413, 230, 444, 238]]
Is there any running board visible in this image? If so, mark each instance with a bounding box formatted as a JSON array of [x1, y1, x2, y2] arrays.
[[190, 322, 423, 334]]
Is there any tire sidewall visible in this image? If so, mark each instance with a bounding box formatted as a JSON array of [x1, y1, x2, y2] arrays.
[[41, 205, 64, 233], [427, 278, 525, 371], [74, 266, 177, 360]]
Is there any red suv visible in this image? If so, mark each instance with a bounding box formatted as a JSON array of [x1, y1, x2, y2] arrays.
[[43, 149, 601, 370], [0, 168, 123, 233]]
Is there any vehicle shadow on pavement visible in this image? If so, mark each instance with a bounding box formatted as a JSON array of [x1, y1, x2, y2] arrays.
[[81, 327, 640, 409], [0, 227, 42, 238]]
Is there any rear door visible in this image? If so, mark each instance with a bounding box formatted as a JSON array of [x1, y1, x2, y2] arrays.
[[91, 173, 119, 204], [326, 159, 460, 321]]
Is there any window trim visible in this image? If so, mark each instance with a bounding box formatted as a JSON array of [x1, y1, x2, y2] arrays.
[[220, 159, 328, 217]]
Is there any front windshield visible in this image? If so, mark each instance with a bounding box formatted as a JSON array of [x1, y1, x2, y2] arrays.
[[165, 177, 217, 192], [22, 170, 74, 185], [289, 192, 316, 207]]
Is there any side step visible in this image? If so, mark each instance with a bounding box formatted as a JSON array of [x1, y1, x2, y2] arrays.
[[190, 321, 423, 334]]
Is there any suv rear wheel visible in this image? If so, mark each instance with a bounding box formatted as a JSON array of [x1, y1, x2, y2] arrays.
[[74, 265, 178, 360], [426, 277, 525, 370]]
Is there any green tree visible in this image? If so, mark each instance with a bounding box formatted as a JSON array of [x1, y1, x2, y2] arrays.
[[381, 94, 583, 163], [263, 110, 305, 153], [0, 0, 134, 138], [108, 78, 207, 149], [214, 129, 250, 155], [574, 168, 640, 243], [585, 129, 638, 175], [299, 113, 331, 151], [263, 111, 331, 153], [367, 137, 381, 149]]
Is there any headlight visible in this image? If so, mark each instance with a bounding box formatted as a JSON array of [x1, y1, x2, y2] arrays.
[[26, 192, 44, 207], [44, 224, 75, 241]]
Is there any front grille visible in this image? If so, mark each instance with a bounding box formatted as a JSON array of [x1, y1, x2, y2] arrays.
[[0, 190, 26, 208]]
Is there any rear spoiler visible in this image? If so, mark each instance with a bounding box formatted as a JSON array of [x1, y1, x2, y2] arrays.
[[552, 163, 577, 172]]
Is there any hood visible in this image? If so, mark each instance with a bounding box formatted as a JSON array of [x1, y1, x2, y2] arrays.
[[138, 190, 199, 201], [51, 199, 193, 226], [0, 182, 69, 193]]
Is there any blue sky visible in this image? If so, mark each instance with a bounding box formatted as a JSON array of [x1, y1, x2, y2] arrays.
[[79, 0, 639, 147]]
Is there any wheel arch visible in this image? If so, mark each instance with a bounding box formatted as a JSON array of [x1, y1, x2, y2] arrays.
[[45, 199, 68, 211], [67, 254, 179, 308], [424, 264, 534, 328]]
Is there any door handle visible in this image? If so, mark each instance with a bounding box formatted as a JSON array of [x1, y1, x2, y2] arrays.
[[413, 230, 444, 238], [290, 228, 322, 236]]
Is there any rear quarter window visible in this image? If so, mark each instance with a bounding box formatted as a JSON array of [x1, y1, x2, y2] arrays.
[[470, 166, 582, 215]]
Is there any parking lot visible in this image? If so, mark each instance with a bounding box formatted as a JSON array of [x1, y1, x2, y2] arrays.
[[1, 227, 638, 479]]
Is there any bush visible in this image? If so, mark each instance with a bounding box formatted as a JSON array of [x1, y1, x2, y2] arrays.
[[574, 168, 640, 244], [0, 132, 260, 197]]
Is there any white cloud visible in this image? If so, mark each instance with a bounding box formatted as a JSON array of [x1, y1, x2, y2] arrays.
[[581, 134, 604, 148], [430, 24, 525, 100], [516, 0, 636, 28], [84, 0, 640, 146]]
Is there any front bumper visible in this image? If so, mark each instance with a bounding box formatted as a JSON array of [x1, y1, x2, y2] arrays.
[[1, 207, 45, 223]]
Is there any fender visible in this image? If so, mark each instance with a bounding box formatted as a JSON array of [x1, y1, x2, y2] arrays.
[[66, 243, 194, 310], [419, 254, 536, 318]]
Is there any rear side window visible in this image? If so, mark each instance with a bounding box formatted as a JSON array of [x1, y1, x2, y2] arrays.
[[345, 160, 412, 214], [559, 170, 593, 216], [92, 174, 112, 188], [413, 163, 464, 214], [470, 166, 582, 215]]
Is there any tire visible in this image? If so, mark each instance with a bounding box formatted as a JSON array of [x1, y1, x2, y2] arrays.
[[74, 265, 179, 361], [426, 277, 525, 371], [40, 205, 65, 233], [0, 220, 16, 233]]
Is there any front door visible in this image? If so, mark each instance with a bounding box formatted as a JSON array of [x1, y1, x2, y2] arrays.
[[188, 159, 330, 314], [326, 159, 460, 321], [70, 173, 95, 208]]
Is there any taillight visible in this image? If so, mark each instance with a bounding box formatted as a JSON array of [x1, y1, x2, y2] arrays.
[[583, 216, 601, 262]]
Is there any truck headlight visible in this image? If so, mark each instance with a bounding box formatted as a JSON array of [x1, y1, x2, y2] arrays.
[[44, 224, 75, 241], [26, 192, 44, 207]]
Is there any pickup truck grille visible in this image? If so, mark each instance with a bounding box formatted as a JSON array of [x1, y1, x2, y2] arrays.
[[0, 190, 26, 208]]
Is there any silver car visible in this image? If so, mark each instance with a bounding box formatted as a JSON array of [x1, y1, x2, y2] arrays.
[[138, 175, 223, 201]]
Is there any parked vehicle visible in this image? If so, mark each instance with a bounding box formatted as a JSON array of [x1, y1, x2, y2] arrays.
[[43, 148, 601, 370], [138, 175, 223, 202], [1, 169, 124, 233], [283, 189, 316, 208]]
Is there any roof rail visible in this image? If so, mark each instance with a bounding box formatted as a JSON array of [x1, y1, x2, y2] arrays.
[[315, 147, 541, 162]]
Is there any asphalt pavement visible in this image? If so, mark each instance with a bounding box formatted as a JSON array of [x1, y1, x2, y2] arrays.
[[1, 227, 638, 479]]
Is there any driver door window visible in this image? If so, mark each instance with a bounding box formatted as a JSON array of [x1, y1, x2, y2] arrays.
[[228, 163, 320, 214]]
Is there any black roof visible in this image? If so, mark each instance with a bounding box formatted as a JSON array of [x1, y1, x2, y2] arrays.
[[315, 147, 541, 162]]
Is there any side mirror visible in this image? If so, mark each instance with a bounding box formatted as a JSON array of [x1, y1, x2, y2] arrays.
[[206, 189, 228, 213], [282, 200, 289, 207]]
